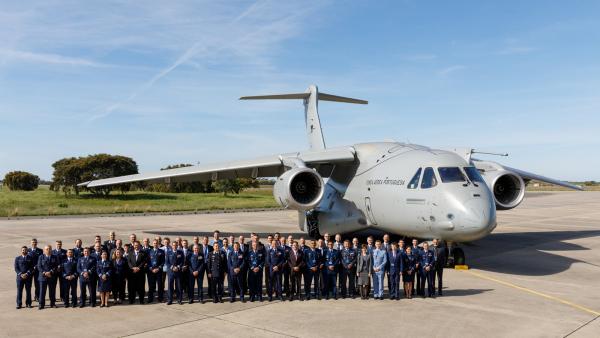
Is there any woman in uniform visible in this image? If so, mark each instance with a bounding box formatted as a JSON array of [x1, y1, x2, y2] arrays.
[[97, 251, 113, 307], [403, 246, 417, 299], [111, 249, 128, 305], [356, 244, 372, 300]]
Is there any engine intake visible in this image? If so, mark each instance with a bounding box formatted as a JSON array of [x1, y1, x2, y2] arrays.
[[483, 170, 525, 210], [273, 168, 324, 210]]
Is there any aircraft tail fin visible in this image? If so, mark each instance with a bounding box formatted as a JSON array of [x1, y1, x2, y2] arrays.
[[240, 84, 367, 150]]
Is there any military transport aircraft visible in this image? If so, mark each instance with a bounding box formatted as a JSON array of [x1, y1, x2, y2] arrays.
[[80, 85, 582, 265]]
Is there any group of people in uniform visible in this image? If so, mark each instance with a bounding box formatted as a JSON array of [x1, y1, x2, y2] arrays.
[[14, 230, 448, 309]]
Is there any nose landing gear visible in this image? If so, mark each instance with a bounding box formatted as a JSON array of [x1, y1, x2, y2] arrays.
[[306, 210, 320, 239]]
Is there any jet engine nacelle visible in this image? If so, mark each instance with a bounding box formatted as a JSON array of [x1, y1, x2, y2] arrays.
[[481, 169, 525, 210], [273, 168, 324, 210]]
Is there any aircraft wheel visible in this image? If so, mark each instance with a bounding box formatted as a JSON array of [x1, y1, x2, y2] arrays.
[[453, 247, 466, 266]]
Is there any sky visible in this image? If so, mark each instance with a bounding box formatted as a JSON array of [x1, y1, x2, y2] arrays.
[[1, 0, 599, 181]]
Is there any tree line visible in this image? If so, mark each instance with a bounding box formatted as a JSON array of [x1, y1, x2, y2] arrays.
[[3, 154, 262, 196]]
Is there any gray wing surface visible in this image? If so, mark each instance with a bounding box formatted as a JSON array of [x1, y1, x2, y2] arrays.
[[80, 146, 356, 188], [473, 159, 582, 191]]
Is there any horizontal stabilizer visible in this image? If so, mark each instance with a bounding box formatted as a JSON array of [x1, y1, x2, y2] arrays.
[[240, 91, 367, 104]]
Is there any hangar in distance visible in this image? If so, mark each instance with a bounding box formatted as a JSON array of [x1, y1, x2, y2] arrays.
[[80, 85, 582, 265]]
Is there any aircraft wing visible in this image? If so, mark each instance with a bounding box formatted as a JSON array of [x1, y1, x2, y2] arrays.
[[79, 146, 356, 188], [473, 159, 583, 191]]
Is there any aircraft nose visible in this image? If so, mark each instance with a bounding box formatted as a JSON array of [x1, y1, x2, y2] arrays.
[[462, 197, 496, 232]]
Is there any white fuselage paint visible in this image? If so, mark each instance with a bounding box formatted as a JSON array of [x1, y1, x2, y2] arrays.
[[314, 142, 497, 242]]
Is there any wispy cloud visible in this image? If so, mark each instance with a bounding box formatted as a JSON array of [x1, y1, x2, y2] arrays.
[[497, 46, 537, 55], [438, 65, 466, 76], [0, 49, 106, 67]]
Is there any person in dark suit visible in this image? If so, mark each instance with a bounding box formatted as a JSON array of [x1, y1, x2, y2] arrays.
[[287, 241, 305, 301], [267, 239, 285, 301], [111, 248, 128, 304], [227, 242, 246, 302], [72, 239, 84, 261], [28, 238, 43, 302], [208, 242, 226, 303], [432, 238, 447, 296], [97, 250, 113, 307], [388, 242, 404, 300], [147, 239, 165, 303], [180, 239, 192, 301], [236, 235, 249, 295], [37, 245, 59, 309], [52, 240, 67, 303], [127, 241, 147, 304], [189, 244, 205, 303], [77, 247, 97, 307], [104, 231, 117, 253], [411, 239, 422, 296], [199, 236, 212, 300], [62, 249, 78, 308], [166, 242, 183, 305], [15, 246, 34, 309], [403, 246, 417, 299]]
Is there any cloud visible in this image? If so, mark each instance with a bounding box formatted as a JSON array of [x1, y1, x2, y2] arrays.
[[0, 49, 106, 67], [497, 46, 537, 55], [438, 65, 466, 76]]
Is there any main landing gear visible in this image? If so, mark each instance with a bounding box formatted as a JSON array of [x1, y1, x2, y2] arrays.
[[445, 241, 465, 267]]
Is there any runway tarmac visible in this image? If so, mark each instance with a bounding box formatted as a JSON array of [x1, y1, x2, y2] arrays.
[[1, 191, 599, 337]]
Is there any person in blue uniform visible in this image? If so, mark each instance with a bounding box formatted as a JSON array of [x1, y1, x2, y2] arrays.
[[111, 248, 128, 304], [166, 241, 183, 305], [324, 240, 340, 300], [147, 239, 165, 303], [411, 239, 422, 296], [28, 238, 43, 302], [263, 235, 273, 298], [97, 250, 113, 307], [247, 241, 264, 302], [388, 242, 404, 300], [15, 246, 34, 309], [340, 240, 357, 299], [282, 236, 292, 298], [52, 240, 67, 304], [419, 242, 436, 298], [77, 247, 97, 307], [287, 241, 304, 301], [189, 244, 205, 303], [72, 239, 84, 261], [303, 240, 321, 300], [317, 238, 328, 298], [267, 239, 285, 301], [228, 242, 246, 302], [37, 245, 59, 309], [371, 240, 387, 300], [208, 242, 226, 303], [402, 246, 417, 299], [62, 249, 78, 308]]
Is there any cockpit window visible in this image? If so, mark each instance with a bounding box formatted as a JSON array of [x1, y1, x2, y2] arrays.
[[438, 167, 466, 183], [464, 166, 485, 183], [407, 168, 422, 189], [421, 167, 437, 189]]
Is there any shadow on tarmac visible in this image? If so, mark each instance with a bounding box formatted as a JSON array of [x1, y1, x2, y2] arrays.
[[465, 230, 600, 276]]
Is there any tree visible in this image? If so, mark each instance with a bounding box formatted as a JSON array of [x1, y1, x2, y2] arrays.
[[3, 171, 40, 191], [212, 178, 259, 196], [51, 154, 138, 196], [142, 164, 214, 193]]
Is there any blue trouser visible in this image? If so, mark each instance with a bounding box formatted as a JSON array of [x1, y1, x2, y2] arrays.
[[16, 276, 32, 307], [168, 272, 182, 303], [304, 268, 320, 298], [63, 277, 77, 306], [79, 277, 96, 306], [325, 271, 337, 297], [373, 271, 385, 297], [229, 270, 244, 301], [147, 270, 164, 302], [389, 270, 400, 298], [38, 278, 56, 308], [268, 269, 282, 298], [189, 271, 204, 301], [340, 268, 355, 297], [320, 268, 328, 296], [419, 268, 435, 296], [249, 268, 263, 299]]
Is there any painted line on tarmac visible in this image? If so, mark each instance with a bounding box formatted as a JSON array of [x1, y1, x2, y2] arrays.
[[463, 270, 600, 316]]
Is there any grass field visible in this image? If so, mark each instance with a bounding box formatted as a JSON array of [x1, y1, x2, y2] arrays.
[[0, 185, 279, 217]]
